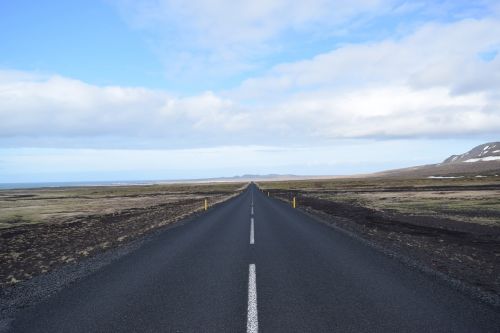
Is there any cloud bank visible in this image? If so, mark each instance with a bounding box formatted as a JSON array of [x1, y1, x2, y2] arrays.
[[1, 16, 500, 148]]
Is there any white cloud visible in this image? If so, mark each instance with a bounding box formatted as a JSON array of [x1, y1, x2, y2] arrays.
[[0, 71, 249, 144], [234, 18, 500, 99], [227, 18, 500, 138], [111, 0, 396, 80], [268, 86, 499, 138], [1, 18, 500, 147], [110, 1, 500, 83], [115, 0, 391, 45]]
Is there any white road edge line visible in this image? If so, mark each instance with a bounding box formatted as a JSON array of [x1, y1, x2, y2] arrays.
[[247, 264, 258, 333], [250, 217, 255, 245]]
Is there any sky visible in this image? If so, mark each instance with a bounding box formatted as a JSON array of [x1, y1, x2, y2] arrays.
[[1, 0, 500, 182]]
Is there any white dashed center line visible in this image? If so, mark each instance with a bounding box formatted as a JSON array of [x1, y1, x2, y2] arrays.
[[247, 264, 258, 333], [250, 217, 255, 244]]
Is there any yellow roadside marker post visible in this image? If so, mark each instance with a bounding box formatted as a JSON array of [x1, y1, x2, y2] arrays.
[[293, 197, 296, 208], [204, 199, 208, 211]]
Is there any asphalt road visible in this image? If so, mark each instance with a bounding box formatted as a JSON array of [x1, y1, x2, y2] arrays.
[[10, 184, 500, 332]]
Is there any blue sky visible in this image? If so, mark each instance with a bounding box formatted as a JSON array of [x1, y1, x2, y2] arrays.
[[1, 0, 500, 182]]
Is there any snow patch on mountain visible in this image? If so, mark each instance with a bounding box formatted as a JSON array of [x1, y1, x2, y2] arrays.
[[464, 156, 500, 163], [443, 142, 500, 164]]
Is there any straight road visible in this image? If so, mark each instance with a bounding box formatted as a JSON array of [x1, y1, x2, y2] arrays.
[[10, 184, 500, 332]]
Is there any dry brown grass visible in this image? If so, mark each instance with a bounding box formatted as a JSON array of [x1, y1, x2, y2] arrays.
[[0, 182, 245, 229], [258, 176, 500, 226]]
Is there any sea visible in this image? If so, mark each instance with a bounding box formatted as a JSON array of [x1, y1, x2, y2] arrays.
[[0, 180, 177, 190]]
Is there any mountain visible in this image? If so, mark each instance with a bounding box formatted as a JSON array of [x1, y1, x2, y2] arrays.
[[370, 142, 500, 178], [443, 142, 500, 163]]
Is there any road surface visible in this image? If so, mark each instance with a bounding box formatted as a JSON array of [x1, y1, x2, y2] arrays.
[[10, 184, 500, 332]]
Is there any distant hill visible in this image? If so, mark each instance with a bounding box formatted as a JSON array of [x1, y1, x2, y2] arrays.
[[443, 142, 500, 163], [211, 174, 337, 182], [210, 143, 500, 181], [371, 142, 500, 178]]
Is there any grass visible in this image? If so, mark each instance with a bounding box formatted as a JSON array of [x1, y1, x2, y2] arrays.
[[258, 175, 499, 190], [0, 182, 245, 229], [258, 175, 500, 226]]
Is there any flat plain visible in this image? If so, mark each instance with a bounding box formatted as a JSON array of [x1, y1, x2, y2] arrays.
[[0, 182, 244, 286]]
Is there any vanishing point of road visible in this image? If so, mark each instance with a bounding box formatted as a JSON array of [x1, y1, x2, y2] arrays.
[[10, 184, 500, 332]]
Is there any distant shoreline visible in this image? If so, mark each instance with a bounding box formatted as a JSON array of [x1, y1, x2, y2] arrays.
[[0, 180, 223, 190], [0, 175, 341, 190], [0, 180, 167, 190]]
